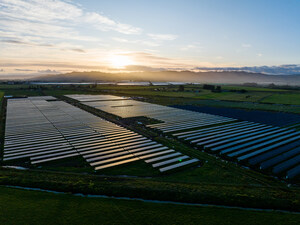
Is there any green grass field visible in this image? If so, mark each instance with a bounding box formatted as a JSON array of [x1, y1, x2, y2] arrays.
[[1, 83, 300, 107], [91, 84, 300, 107], [0, 91, 4, 107], [192, 99, 300, 114], [0, 91, 5, 154], [1, 83, 300, 224], [261, 93, 300, 105], [0, 186, 299, 225]]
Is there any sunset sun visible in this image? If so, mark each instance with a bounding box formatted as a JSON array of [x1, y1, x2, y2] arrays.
[[109, 55, 134, 68]]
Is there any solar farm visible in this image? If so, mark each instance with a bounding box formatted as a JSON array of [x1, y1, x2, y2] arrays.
[[66, 94, 237, 133], [4, 96, 199, 172], [1, 84, 300, 222], [66, 94, 300, 180]]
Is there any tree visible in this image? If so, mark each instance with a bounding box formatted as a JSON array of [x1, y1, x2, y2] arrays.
[[203, 84, 215, 90], [178, 85, 185, 91]]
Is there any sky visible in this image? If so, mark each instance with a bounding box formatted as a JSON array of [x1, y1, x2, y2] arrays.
[[0, 0, 300, 78]]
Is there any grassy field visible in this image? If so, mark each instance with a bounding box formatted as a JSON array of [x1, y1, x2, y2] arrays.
[[1, 83, 300, 107], [1, 84, 300, 219], [220, 85, 289, 92], [261, 93, 300, 105], [1, 166, 300, 212], [89, 84, 300, 104], [191, 99, 300, 113], [46, 84, 300, 113], [0, 91, 5, 156], [1, 186, 299, 225], [93, 85, 300, 113], [0, 91, 4, 108]]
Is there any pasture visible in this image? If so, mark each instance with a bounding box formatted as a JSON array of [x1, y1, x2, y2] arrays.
[[1, 186, 300, 225], [0, 84, 300, 217]]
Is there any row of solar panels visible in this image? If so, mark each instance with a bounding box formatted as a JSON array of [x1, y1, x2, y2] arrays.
[[4, 98, 199, 172], [47, 101, 199, 172], [4, 98, 78, 163], [66, 94, 300, 179], [66, 94, 237, 133], [64, 94, 129, 102], [173, 121, 300, 179], [175, 105, 300, 128]]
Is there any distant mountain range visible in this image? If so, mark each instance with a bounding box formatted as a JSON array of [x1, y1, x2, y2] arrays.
[[31, 71, 300, 85], [195, 64, 300, 75]]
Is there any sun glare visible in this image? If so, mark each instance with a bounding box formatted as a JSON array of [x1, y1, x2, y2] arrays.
[[109, 54, 134, 68]]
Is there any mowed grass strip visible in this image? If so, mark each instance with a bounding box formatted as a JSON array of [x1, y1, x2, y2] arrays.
[[261, 93, 300, 105], [0, 91, 4, 102], [0, 186, 300, 225]]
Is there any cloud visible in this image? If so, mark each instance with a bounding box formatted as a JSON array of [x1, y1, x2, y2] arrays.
[[39, 43, 54, 47], [112, 37, 129, 43], [242, 43, 252, 48], [1, 38, 85, 54], [71, 48, 86, 53], [1, 39, 29, 45], [195, 65, 300, 75], [112, 37, 160, 47], [0, 0, 82, 22], [37, 69, 59, 74], [123, 52, 174, 62], [257, 53, 263, 57], [181, 44, 202, 51], [119, 51, 194, 68], [123, 65, 167, 72], [15, 69, 34, 72], [1, 39, 58, 48], [0, 0, 142, 46], [148, 33, 177, 41], [85, 12, 142, 35], [0, 0, 185, 72], [0, 62, 104, 70]]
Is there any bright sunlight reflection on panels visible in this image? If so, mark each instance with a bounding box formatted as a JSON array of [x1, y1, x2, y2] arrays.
[[66, 94, 237, 133]]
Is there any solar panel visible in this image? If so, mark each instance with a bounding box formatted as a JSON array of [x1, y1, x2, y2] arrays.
[[152, 156, 190, 168], [145, 152, 182, 163], [272, 155, 300, 174], [249, 140, 300, 166], [159, 159, 199, 172], [259, 146, 300, 169], [286, 165, 300, 179]]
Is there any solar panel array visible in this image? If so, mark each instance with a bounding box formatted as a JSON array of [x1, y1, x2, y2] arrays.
[[174, 105, 300, 127], [66, 94, 300, 179], [68, 94, 130, 102], [174, 122, 300, 179], [66, 94, 237, 133], [4, 97, 79, 163], [4, 97, 199, 172]]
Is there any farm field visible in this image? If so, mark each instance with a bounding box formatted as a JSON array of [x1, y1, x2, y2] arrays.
[[1, 83, 300, 105], [0, 168, 299, 212], [0, 91, 4, 107], [89, 84, 300, 104], [190, 100, 300, 114], [0, 84, 300, 216], [261, 93, 300, 105], [1, 186, 299, 225]]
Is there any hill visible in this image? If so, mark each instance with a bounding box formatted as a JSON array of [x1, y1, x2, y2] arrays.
[[31, 71, 300, 85]]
